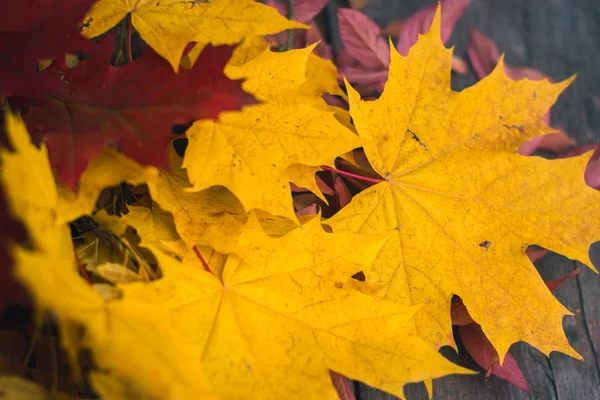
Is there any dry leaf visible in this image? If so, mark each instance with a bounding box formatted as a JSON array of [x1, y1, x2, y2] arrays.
[[326, 7, 598, 361]]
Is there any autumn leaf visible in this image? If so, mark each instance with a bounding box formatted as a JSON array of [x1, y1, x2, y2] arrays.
[[223, 37, 344, 108], [1, 112, 219, 399], [337, 8, 389, 70], [326, 6, 600, 361], [81, 0, 307, 70], [13, 36, 250, 189], [226, 43, 317, 105], [225, 43, 344, 105], [184, 45, 361, 221], [0, 0, 94, 98], [117, 214, 469, 399]]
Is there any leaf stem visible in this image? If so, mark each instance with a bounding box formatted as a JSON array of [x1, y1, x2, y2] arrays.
[[74, 252, 92, 284], [320, 166, 384, 184], [285, 0, 294, 51], [193, 246, 213, 275], [127, 14, 133, 63]]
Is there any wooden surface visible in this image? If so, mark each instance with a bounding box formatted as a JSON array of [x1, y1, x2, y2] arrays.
[[322, 0, 600, 399]]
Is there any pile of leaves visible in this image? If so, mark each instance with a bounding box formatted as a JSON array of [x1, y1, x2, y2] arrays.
[[1, 0, 599, 398]]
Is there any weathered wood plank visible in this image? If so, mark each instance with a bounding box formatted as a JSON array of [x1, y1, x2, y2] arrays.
[[523, 0, 600, 143], [538, 253, 600, 400]]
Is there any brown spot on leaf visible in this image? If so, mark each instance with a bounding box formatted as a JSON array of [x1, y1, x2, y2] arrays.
[[407, 129, 429, 150], [479, 240, 492, 251], [351, 271, 366, 281], [503, 124, 525, 133]]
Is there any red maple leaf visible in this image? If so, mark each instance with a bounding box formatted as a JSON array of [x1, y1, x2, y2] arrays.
[[9, 37, 253, 188], [0, 0, 95, 98]]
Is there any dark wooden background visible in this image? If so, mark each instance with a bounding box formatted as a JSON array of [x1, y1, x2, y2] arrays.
[[322, 0, 600, 399]]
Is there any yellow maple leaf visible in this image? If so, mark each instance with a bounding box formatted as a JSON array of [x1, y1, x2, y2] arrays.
[[221, 42, 349, 202], [1, 113, 217, 399], [184, 103, 361, 221], [81, 0, 307, 70], [118, 214, 470, 398], [225, 43, 343, 106], [328, 6, 600, 361], [184, 45, 360, 221]]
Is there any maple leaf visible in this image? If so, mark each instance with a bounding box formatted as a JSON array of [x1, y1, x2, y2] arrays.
[[466, 27, 576, 156], [337, 8, 389, 70], [225, 42, 344, 106], [14, 37, 250, 189], [326, 7, 600, 361], [0, 112, 219, 399], [81, 0, 307, 71], [225, 41, 348, 175], [0, 0, 94, 98], [184, 45, 361, 221], [223, 37, 344, 107], [117, 214, 469, 399]]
